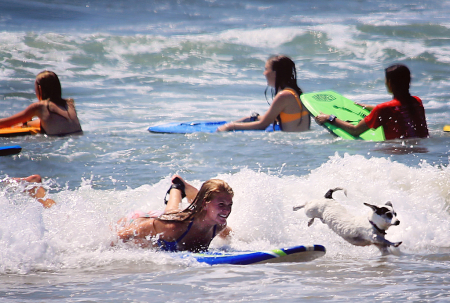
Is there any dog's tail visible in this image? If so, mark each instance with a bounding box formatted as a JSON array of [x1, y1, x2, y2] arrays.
[[324, 187, 347, 199], [293, 205, 304, 211]]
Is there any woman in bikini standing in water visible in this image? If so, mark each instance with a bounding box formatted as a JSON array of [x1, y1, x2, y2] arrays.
[[217, 55, 310, 132], [0, 70, 82, 136]]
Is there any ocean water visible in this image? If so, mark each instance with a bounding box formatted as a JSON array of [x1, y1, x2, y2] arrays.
[[1, 0, 450, 302]]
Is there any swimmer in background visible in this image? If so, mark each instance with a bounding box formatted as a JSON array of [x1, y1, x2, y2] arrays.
[[7, 174, 56, 208], [315, 64, 429, 140], [0, 71, 82, 136], [217, 55, 310, 132]]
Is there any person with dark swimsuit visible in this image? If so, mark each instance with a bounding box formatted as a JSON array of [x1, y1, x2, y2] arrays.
[[116, 175, 234, 252], [156, 220, 218, 252], [0, 71, 82, 136], [13, 174, 233, 253]]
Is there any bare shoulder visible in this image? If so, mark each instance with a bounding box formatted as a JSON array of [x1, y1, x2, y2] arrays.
[[154, 220, 187, 240], [274, 90, 297, 103], [26, 102, 46, 114], [29, 102, 45, 110]]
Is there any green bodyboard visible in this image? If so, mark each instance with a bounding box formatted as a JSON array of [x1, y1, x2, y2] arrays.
[[301, 90, 385, 141]]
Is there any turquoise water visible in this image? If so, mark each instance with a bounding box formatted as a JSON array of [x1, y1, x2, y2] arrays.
[[1, 0, 450, 302]]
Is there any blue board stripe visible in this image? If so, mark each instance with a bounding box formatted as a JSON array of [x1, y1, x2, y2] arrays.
[[0, 145, 22, 156], [148, 121, 280, 134], [185, 244, 326, 265], [193, 251, 278, 265]]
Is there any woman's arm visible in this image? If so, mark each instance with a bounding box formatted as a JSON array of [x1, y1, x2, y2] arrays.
[[315, 113, 369, 136], [217, 92, 290, 131], [217, 225, 233, 240], [355, 102, 375, 111], [10, 174, 56, 208], [117, 218, 157, 241], [0, 103, 41, 128], [234, 112, 260, 123], [26, 119, 41, 128]]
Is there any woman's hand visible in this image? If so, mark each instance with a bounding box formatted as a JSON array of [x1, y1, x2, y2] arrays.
[[216, 123, 234, 132], [25, 119, 41, 128], [315, 113, 330, 125]]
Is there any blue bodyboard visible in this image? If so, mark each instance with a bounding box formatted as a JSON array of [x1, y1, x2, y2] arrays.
[[178, 244, 326, 265], [148, 121, 280, 134], [0, 145, 22, 156]]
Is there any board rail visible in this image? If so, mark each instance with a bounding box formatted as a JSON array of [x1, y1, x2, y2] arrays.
[[178, 244, 326, 265], [0, 126, 41, 137], [0, 145, 22, 156]]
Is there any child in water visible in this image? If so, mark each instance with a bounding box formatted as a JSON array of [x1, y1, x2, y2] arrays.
[[315, 64, 429, 140]]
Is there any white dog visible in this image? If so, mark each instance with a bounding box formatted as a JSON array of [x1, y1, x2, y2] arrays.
[[293, 188, 402, 255]]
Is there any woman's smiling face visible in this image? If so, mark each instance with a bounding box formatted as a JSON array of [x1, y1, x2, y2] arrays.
[[204, 192, 233, 225]]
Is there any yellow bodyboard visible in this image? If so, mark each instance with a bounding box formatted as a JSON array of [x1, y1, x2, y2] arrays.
[[0, 126, 41, 137]]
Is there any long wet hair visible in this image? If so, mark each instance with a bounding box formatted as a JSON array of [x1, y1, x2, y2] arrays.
[[36, 70, 76, 121], [264, 55, 304, 129], [385, 64, 411, 98], [35, 71, 68, 107], [158, 179, 234, 222], [385, 63, 419, 114], [265, 55, 303, 100]]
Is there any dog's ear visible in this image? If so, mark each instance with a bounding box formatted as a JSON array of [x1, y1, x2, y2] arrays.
[[385, 201, 393, 207], [364, 202, 378, 211]]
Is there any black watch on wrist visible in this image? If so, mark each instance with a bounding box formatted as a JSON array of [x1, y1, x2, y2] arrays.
[[250, 112, 260, 122], [328, 115, 336, 123]]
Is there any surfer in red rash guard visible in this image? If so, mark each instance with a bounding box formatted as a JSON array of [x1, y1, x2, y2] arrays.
[[315, 64, 428, 140]]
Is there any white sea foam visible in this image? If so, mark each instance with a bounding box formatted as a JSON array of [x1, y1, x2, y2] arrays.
[[313, 23, 428, 64], [216, 27, 306, 48], [1, 0, 449, 300], [1, 154, 449, 274], [357, 12, 411, 27]]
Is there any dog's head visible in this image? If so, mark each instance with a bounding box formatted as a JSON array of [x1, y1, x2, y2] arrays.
[[364, 201, 400, 231]]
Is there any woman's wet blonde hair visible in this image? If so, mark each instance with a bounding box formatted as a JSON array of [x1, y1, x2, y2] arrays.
[[158, 179, 234, 222]]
